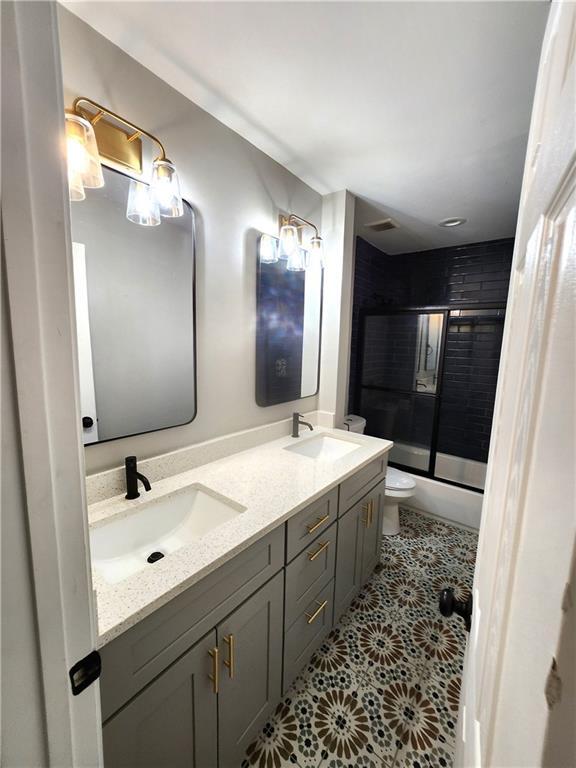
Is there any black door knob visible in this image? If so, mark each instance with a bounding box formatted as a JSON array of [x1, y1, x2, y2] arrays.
[[439, 587, 473, 632], [82, 416, 94, 429]]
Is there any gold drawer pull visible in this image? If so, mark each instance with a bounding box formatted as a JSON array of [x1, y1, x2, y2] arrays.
[[308, 540, 330, 561], [305, 599, 328, 624], [208, 647, 219, 694], [223, 634, 235, 679], [362, 501, 370, 527], [363, 499, 375, 527], [306, 513, 330, 535]]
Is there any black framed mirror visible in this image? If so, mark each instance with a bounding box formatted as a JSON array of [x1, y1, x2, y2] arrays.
[[256, 235, 323, 406], [70, 165, 196, 445]]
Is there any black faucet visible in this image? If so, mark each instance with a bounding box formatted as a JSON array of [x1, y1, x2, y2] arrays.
[[125, 456, 151, 500], [292, 412, 314, 438]]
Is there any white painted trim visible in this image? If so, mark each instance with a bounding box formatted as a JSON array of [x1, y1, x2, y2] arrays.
[[72, 242, 99, 444], [319, 190, 356, 424], [405, 473, 483, 529], [2, 2, 102, 764]]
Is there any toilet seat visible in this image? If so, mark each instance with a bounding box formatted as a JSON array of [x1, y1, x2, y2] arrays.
[[382, 467, 416, 536], [385, 467, 416, 492]]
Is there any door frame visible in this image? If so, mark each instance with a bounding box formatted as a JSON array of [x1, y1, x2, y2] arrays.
[[2, 2, 102, 764], [456, 3, 575, 765]]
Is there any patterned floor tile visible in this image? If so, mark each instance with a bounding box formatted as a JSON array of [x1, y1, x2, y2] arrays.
[[243, 510, 477, 768], [363, 654, 423, 703], [382, 680, 455, 763]]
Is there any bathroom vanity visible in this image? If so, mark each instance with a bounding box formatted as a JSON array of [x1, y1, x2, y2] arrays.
[[89, 429, 391, 768]]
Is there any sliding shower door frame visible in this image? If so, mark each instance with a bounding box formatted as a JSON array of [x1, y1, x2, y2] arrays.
[[354, 303, 506, 494]]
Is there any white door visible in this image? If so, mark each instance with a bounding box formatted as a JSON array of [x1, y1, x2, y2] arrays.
[[2, 2, 103, 765], [456, 3, 576, 767]]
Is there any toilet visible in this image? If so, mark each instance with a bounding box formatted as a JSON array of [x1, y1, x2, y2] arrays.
[[382, 467, 416, 536], [343, 414, 416, 536]]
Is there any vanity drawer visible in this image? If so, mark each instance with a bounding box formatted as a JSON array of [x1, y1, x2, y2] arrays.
[[100, 526, 284, 721], [284, 521, 337, 628], [285, 487, 338, 562], [339, 454, 388, 515], [283, 579, 334, 694]]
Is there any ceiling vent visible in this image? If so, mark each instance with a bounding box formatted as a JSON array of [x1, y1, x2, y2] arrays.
[[365, 217, 398, 232]]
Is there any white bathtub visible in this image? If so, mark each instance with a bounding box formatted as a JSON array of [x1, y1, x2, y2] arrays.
[[389, 441, 430, 471], [388, 442, 485, 529], [390, 441, 486, 490], [435, 452, 487, 490]]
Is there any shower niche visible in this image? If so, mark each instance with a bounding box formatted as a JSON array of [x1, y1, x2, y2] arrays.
[[355, 306, 506, 490]]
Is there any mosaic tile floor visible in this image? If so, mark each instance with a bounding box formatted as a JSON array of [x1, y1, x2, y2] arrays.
[[242, 508, 478, 768]]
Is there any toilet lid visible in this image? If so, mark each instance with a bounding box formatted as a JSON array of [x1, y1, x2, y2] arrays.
[[385, 467, 416, 491]]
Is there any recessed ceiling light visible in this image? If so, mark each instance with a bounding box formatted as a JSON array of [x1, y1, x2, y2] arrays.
[[439, 217, 467, 228]]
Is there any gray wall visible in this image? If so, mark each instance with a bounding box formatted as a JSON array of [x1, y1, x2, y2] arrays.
[[71, 167, 196, 441], [58, 7, 323, 473]]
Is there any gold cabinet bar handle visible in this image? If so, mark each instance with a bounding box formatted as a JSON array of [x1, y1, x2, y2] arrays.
[[362, 501, 370, 528], [369, 499, 374, 527], [306, 513, 330, 535], [223, 634, 235, 679], [208, 647, 219, 694], [305, 599, 328, 624], [308, 540, 330, 561]]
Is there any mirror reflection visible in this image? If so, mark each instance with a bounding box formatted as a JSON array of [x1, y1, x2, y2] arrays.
[[70, 166, 196, 444], [256, 237, 323, 406]]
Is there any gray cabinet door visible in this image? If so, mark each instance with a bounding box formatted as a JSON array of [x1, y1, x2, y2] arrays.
[[361, 481, 385, 582], [333, 501, 365, 623], [217, 571, 284, 768], [102, 630, 218, 768]]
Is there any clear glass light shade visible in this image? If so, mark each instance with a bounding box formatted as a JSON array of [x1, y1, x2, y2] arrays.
[[67, 167, 86, 202], [126, 179, 161, 226], [309, 235, 324, 268], [259, 234, 279, 264], [150, 159, 184, 217], [286, 246, 308, 272], [278, 224, 298, 260], [65, 113, 104, 200]]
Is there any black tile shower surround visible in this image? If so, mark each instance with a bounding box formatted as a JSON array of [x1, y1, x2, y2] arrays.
[[349, 237, 513, 463], [437, 317, 505, 463]]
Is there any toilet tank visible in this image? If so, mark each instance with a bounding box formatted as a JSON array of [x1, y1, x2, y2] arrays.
[[342, 414, 366, 434]]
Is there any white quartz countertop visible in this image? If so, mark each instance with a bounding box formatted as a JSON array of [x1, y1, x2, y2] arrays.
[[89, 428, 392, 646]]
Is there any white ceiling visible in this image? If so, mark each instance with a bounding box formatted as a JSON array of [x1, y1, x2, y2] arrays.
[[63, 1, 549, 254]]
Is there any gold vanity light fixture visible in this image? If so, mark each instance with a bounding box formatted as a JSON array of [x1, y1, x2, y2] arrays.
[[65, 97, 184, 225], [258, 213, 324, 272]]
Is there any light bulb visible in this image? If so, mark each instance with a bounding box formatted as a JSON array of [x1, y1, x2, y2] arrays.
[[286, 246, 307, 272], [64, 112, 104, 200], [126, 179, 161, 226], [259, 234, 278, 264], [150, 159, 183, 217], [278, 224, 298, 259], [67, 166, 85, 202], [309, 235, 324, 268], [67, 134, 89, 175]]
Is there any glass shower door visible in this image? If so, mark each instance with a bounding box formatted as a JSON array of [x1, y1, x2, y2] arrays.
[[435, 309, 506, 489], [356, 311, 446, 474]]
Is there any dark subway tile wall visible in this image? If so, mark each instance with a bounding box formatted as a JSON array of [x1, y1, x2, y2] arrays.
[[349, 237, 513, 467], [437, 317, 505, 462], [407, 239, 513, 306]]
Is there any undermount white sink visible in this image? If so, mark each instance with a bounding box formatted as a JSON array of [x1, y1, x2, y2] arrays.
[[90, 485, 244, 584], [284, 434, 361, 461]]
